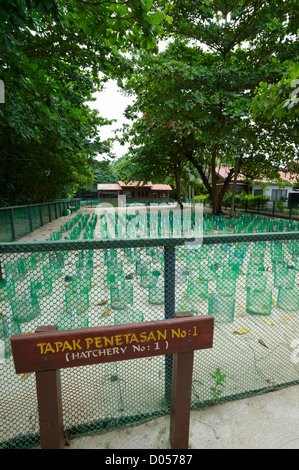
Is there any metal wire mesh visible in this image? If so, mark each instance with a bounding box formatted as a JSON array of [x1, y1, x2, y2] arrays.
[[1, 206, 299, 448], [0, 200, 81, 243]]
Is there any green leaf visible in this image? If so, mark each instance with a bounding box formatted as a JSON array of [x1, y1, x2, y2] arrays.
[[146, 11, 164, 25]]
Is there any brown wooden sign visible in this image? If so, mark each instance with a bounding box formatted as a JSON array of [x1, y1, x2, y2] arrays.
[[10, 312, 214, 450], [11, 314, 214, 374]]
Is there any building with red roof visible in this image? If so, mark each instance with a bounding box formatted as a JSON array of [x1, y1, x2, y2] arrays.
[[97, 181, 172, 200], [215, 166, 299, 202]]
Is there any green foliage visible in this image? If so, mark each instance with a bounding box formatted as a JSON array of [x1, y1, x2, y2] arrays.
[[0, 0, 167, 204], [120, 0, 298, 214], [223, 192, 270, 210], [210, 368, 227, 404], [251, 63, 299, 120], [194, 194, 209, 203], [78, 160, 121, 193], [275, 201, 286, 213]]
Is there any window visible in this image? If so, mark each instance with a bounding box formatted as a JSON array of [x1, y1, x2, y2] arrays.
[[272, 189, 287, 201], [254, 189, 263, 196]]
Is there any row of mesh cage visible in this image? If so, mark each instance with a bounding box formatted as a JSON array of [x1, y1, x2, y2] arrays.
[[1, 223, 299, 448]]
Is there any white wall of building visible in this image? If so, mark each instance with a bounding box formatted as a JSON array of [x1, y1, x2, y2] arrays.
[[251, 183, 293, 205]]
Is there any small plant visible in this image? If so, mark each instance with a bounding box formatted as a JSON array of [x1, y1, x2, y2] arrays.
[[210, 368, 227, 404], [276, 201, 285, 213], [158, 426, 167, 440]]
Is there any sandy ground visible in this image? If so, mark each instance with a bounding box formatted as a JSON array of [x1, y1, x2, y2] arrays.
[[64, 385, 299, 450], [4, 203, 299, 450]]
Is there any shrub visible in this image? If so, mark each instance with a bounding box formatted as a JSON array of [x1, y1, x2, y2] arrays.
[[194, 194, 210, 203], [222, 192, 269, 210]]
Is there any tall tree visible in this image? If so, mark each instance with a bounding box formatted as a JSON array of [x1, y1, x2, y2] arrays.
[[120, 0, 299, 213], [0, 0, 168, 205]]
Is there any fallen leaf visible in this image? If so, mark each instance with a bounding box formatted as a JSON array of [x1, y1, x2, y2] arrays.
[[258, 339, 268, 348], [262, 318, 274, 326], [283, 315, 293, 321], [96, 300, 108, 306], [21, 373, 32, 381], [102, 308, 111, 317], [233, 328, 250, 335], [238, 304, 245, 309]]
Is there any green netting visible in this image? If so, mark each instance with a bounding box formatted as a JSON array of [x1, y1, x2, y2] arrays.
[[1, 207, 299, 449], [13, 207, 31, 240], [0, 200, 81, 242], [0, 209, 13, 243], [30, 206, 43, 231]]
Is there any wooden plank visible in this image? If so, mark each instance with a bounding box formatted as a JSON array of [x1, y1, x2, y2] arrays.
[[11, 315, 214, 374], [35, 326, 64, 449], [36, 368, 64, 449], [170, 350, 194, 449], [170, 311, 195, 449]]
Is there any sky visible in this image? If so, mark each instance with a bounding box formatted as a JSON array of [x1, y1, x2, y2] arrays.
[[86, 40, 171, 162], [87, 80, 133, 161]]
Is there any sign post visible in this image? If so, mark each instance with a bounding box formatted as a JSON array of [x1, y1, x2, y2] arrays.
[[35, 325, 64, 449], [11, 312, 214, 449]]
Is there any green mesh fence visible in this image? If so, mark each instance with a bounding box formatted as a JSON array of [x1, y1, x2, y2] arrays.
[[0, 200, 81, 243], [1, 207, 299, 449], [0, 210, 13, 243], [13, 207, 31, 240]]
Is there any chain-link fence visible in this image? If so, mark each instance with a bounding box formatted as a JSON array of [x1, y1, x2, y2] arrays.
[[1, 207, 299, 448], [0, 200, 81, 243]]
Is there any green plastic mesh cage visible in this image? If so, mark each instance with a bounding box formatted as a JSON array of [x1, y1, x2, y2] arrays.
[[0, 208, 299, 448]]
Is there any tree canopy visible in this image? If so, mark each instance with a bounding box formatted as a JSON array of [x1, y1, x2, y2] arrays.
[[1, 1, 298, 210], [119, 0, 299, 213], [251, 62, 299, 120], [0, 0, 168, 205]]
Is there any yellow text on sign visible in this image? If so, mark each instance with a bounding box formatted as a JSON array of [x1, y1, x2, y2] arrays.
[[36, 326, 199, 355]]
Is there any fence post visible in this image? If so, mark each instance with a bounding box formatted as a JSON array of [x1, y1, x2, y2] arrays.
[[35, 325, 64, 449], [272, 201, 275, 217], [164, 244, 176, 406], [9, 208, 16, 241], [39, 205, 43, 226], [28, 205, 33, 233], [170, 312, 194, 449]]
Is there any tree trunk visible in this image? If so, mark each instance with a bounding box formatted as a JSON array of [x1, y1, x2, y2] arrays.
[[230, 157, 240, 218], [174, 164, 183, 209], [185, 151, 236, 215]]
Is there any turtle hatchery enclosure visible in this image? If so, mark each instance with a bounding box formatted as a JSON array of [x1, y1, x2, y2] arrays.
[[1, 204, 299, 448]]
